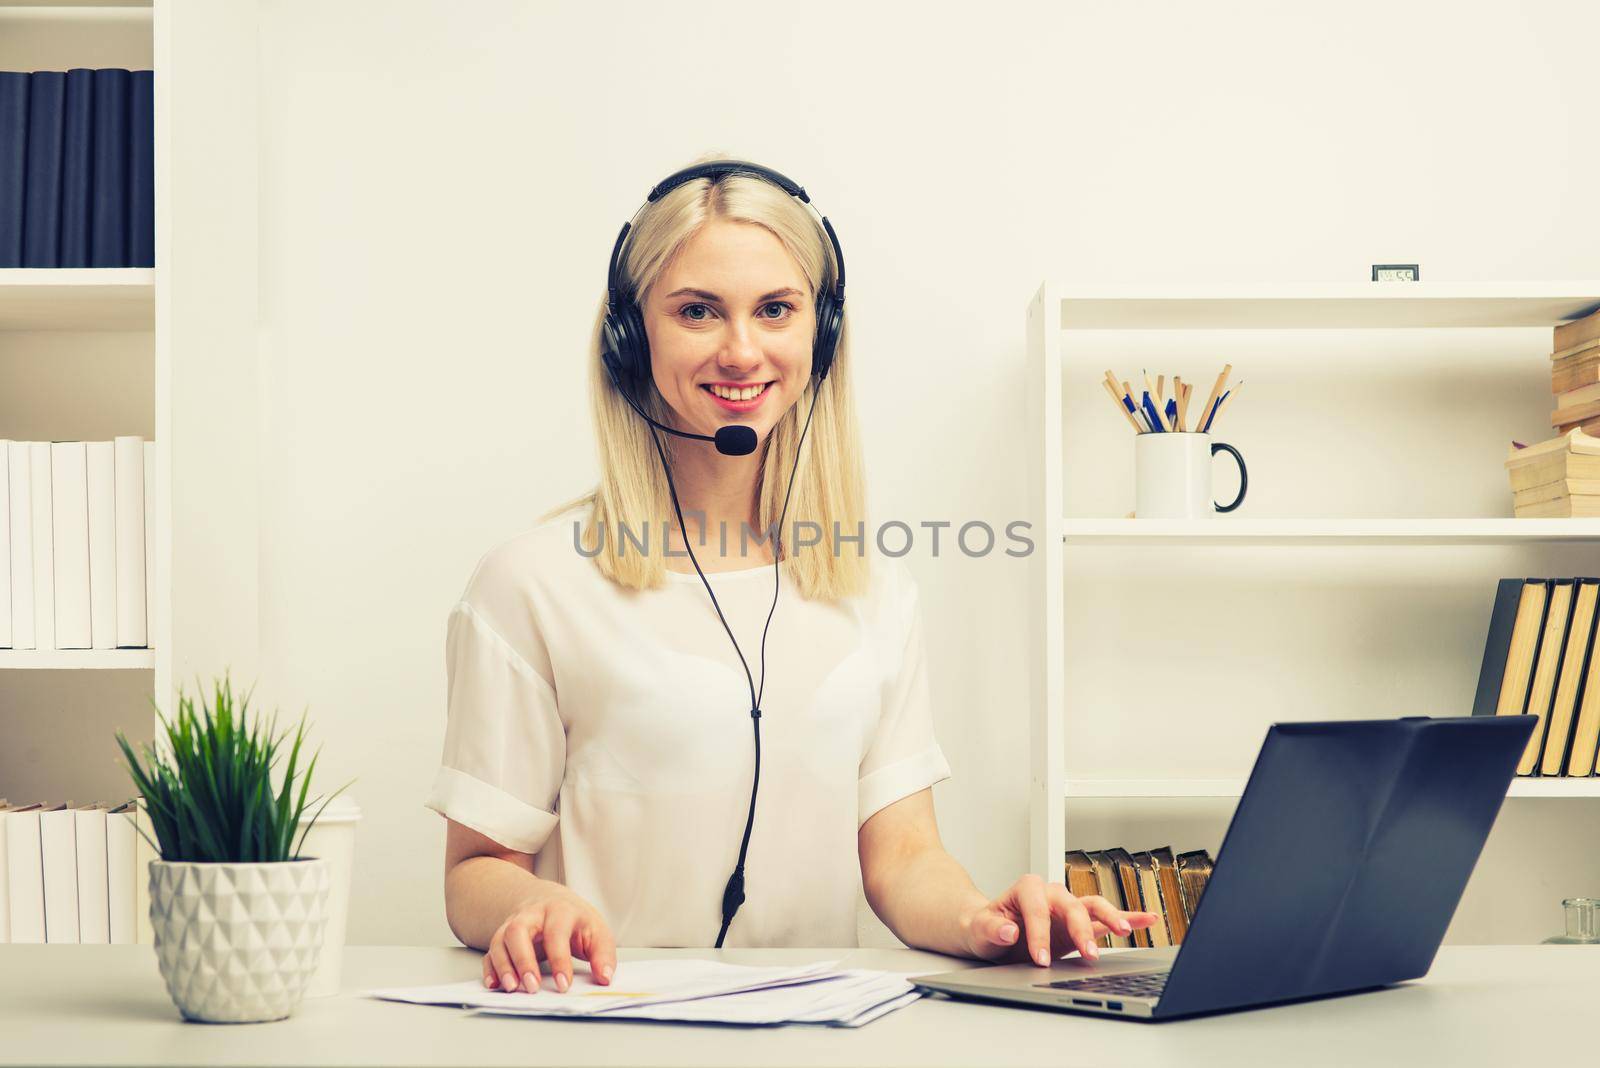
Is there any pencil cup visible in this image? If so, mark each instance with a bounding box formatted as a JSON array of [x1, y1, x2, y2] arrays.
[[1134, 432, 1247, 518]]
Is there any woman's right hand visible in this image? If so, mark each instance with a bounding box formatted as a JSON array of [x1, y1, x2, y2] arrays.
[[483, 883, 617, 994]]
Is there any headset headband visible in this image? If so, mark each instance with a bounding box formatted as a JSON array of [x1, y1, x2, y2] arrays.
[[605, 160, 847, 309]]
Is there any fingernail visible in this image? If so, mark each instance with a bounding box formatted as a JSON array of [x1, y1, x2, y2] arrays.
[[601, 964, 613, 983], [522, 972, 535, 992], [1034, 949, 1049, 966], [483, 975, 494, 988], [556, 972, 568, 993], [1118, 920, 1131, 933], [503, 973, 517, 991], [999, 923, 1018, 942], [1086, 945, 1100, 960]]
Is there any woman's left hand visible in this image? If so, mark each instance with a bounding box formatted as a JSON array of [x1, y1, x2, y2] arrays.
[[957, 873, 1159, 966]]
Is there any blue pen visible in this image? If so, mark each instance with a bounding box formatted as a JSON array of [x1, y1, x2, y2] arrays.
[[1119, 393, 1151, 433], [1141, 392, 1166, 432], [1201, 390, 1230, 433], [1164, 397, 1178, 429]]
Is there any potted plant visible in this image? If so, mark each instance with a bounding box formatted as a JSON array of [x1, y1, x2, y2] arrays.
[[116, 674, 353, 1023]]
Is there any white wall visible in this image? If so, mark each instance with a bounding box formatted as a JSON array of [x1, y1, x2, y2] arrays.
[[251, 0, 1600, 947]]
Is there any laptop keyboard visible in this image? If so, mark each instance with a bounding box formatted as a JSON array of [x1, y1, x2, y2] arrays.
[[1041, 971, 1169, 999]]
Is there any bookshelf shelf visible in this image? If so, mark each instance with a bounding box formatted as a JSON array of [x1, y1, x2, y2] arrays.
[[0, 268, 155, 330], [1025, 280, 1600, 880], [1063, 778, 1600, 799], [0, 649, 154, 669], [1061, 518, 1600, 545]]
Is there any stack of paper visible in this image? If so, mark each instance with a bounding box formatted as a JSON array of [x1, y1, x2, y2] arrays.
[[366, 958, 921, 1028]]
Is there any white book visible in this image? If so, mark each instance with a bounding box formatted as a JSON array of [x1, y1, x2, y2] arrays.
[[143, 441, 153, 646], [74, 803, 111, 944], [133, 800, 155, 945], [0, 800, 15, 941], [50, 443, 91, 650], [106, 801, 137, 945], [40, 802, 80, 943], [113, 437, 146, 648], [28, 443, 52, 650], [7, 443, 33, 649], [86, 442, 117, 650], [0, 442, 10, 648], [5, 803, 47, 943]]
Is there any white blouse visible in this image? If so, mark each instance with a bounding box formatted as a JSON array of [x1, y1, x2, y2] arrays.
[[424, 504, 952, 948]]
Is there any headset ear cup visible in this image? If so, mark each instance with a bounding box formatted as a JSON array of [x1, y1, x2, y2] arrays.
[[812, 294, 842, 380], [623, 301, 651, 385]]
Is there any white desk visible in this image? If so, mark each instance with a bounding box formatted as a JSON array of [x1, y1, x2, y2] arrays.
[[1, 944, 1594, 1067]]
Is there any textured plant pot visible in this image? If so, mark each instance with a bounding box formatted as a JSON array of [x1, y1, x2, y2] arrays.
[[149, 857, 331, 1023]]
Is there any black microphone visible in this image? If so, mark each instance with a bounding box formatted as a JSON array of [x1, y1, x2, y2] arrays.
[[604, 359, 758, 456]]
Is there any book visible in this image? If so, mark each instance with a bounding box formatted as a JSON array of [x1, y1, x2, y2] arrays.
[[1508, 455, 1600, 492], [1553, 355, 1600, 395], [1505, 428, 1600, 466], [128, 71, 154, 267], [1064, 850, 1109, 948], [58, 69, 93, 268], [1551, 337, 1600, 363], [7, 803, 49, 943], [1555, 307, 1600, 355], [90, 69, 130, 267], [106, 801, 137, 944], [1555, 382, 1600, 410], [29, 443, 54, 650], [8, 442, 33, 649], [1130, 853, 1172, 948], [134, 799, 155, 944], [1519, 580, 1577, 775], [50, 442, 92, 650], [1566, 614, 1600, 776], [87, 442, 117, 649], [22, 72, 64, 267], [114, 436, 146, 648], [0, 72, 26, 267], [1149, 847, 1188, 944], [1473, 579, 1548, 719], [74, 803, 111, 944], [1513, 479, 1600, 506], [1105, 848, 1149, 948], [1085, 850, 1131, 948], [1175, 850, 1214, 922], [1553, 417, 1600, 439], [1550, 397, 1600, 429], [40, 803, 80, 942], [1540, 580, 1599, 775], [1514, 496, 1600, 518], [0, 442, 9, 647]]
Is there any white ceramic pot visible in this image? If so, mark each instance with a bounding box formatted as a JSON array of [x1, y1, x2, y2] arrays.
[[149, 857, 331, 1023]]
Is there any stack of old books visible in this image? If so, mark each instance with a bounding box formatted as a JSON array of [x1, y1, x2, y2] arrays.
[[1507, 428, 1600, 516], [1064, 847, 1214, 948], [1508, 306, 1600, 517]]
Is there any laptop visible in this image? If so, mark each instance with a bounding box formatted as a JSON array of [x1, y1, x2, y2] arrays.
[[912, 715, 1537, 1021]]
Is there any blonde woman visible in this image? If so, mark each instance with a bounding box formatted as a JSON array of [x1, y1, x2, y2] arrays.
[[426, 156, 1155, 995]]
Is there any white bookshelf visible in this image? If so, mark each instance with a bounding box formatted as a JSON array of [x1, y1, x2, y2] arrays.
[[1024, 281, 1600, 879], [0, 268, 153, 329]]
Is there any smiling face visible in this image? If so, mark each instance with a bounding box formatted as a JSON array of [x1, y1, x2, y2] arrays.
[[642, 219, 815, 442]]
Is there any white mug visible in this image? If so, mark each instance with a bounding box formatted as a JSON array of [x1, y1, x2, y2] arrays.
[[1134, 432, 1248, 519]]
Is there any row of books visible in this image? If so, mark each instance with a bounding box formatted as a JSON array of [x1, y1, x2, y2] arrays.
[[1, 438, 152, 651], [1552, 306, 1600, 436], [1474, 577, 1600, 776], [1064, 847, 1213, 948], [0, 69, 154, 268], [1, 800, 154, 944]]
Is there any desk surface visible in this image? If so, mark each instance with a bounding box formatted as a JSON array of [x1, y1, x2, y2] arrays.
[[1, 944, 1595, 1067]]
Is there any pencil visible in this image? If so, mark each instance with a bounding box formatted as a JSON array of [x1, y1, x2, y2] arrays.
[[1121, 380, 1152, 432], [1197, 363, 1231, 436], [1208, 380, 1243, 430], [1174, 378, 1186, 431], [1142, 369, 1171, 431], [1102, 377, 1143, 432], [1155, 374, 1165, 404]]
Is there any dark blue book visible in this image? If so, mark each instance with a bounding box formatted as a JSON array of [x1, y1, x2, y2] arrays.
[[58, 68, 94, 267], [22, 70, 64, 267], [0, 72, 27, 267], [90, 68, 130, 267], [127, 70, 153, 267]]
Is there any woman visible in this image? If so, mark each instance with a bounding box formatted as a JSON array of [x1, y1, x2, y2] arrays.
[[425, 155, 1156, 995]]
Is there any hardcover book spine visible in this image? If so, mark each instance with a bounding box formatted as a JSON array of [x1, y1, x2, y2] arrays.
[[22, 72, 65, 268], [58, 68, 94, 269], [89, 69, 130, 267], [0, 72, 28, 267]]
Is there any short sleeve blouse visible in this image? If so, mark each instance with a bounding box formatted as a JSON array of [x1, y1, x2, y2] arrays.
[[424, 504, 952, 948]]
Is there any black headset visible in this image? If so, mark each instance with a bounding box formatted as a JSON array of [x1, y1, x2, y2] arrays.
[[599, 160, 847, 947]]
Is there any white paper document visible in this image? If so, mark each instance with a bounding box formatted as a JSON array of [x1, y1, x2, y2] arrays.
[[365, 958, 923, 1028]]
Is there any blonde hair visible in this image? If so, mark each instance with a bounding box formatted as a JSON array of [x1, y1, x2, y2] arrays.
[[543, 153, 869, 601]]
